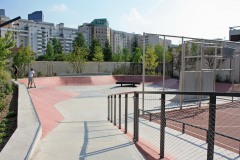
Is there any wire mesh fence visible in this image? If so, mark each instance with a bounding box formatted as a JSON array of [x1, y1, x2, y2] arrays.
[[108, 91, 240, 160]]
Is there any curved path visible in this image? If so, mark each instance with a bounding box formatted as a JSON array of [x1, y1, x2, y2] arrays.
[[19, 76, 149, 160]]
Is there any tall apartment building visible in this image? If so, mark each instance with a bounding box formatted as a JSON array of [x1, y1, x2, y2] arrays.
[[138, 34, 172, 48], [110, 30, 134, 53], [0, 9, 11, 37], [78, 23, 92, 46], [28, 11, 44, 22], [91, 19, 111, 48], [78, 18, 111, 49], [14, 19, 55, 54], [0, 9, 5, 16], [51, 23, 78, 53]]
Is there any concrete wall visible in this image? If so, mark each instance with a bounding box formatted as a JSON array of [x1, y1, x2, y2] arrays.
[[23, 61, 131, 76]]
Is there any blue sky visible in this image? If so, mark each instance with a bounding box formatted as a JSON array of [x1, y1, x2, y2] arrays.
[[1, 0, 240, 40]]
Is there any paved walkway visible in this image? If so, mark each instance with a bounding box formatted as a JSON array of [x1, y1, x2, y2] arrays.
[[17, 76, 240, 160], [24, 82, 145, 160]]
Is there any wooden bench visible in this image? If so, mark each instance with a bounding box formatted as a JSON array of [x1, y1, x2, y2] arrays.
[[116, 81, 140, 87]]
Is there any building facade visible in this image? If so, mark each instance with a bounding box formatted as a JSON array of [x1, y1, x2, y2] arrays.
[[51, 23, 78, 53], [110, 30, 134, 53], [28, 11, 44, 22]]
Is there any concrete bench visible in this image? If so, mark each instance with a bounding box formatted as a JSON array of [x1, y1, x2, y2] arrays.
[[116, 81, 140, 87]]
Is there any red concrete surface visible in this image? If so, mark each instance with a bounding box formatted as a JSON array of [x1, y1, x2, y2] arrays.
[[142, 103, 240, 154], [29, 88, 78, 139]]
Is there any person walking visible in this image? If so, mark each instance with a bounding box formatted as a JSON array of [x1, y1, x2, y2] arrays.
[[28, 68, 35, 88], [12, 65, 19, 80]]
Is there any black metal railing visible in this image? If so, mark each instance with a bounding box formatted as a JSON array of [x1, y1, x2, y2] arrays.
[[107, 91, 240, 160]]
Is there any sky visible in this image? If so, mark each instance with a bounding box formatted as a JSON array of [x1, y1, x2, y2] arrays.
[[1, 0, 240, 40]]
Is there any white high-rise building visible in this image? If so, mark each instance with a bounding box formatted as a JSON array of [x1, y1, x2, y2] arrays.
[[51, 23, 78, 53], [78, 23, 92, 46], [9, 19, 55, 55], [110, 30, 134, 53], [1, 18, 79, 55]]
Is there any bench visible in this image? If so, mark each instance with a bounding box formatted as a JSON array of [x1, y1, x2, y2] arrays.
[[116, 81, 140, 87]]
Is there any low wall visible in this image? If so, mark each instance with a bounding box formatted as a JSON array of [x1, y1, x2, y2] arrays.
[[23, 61, 131, 76], [0, 81, 41, 160]]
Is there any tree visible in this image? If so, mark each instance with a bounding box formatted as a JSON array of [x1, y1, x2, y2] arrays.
[[145, 46, 158, 75], [92, 46, 104, 62], [132, 47, 142, 63], [103, 39, 112, 61], [0, 31, 15, 70], [155, 44, 173, 63], [112, 46, 122, 62], [46, 42, 54, 61], [13, 45, 34, 77], [89, 37, 101, 61], [67, 47, 87, 73], [73, 33, 88, 50], [68, 33, 88, 73], [52, 38, 62, 54], [122, 48, 131, 62], [132, 36, 139, 53]]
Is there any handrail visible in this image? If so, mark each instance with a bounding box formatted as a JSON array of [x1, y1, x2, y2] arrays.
[[108, 91, 240, 97]]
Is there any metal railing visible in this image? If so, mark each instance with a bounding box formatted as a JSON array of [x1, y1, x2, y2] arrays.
[[107, 91, 240, 160]]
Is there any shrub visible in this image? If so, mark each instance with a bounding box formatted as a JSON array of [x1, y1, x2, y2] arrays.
[[112, 65, 130, 75], [0, 133, 7, 138], [37, 71, 43, 77], [6, 111, 16, 118]]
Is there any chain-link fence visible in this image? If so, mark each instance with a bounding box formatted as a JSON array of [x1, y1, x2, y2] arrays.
[[108, 91, 240, 160]]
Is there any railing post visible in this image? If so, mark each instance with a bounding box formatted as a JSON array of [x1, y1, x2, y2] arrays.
[[182, 123, 185, 134], [125, 94, 128, 134], [111, 95, 113, 123], [207, 95, 216, 160], [119, 94, 121, 129], [114, 95, 116, 125], [108, 96, 110, 121], [134, 92, 139, 142], [160, 94, 166, 159]]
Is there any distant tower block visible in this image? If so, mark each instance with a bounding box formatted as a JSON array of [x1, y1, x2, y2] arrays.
[[174, 71, 214, 101]]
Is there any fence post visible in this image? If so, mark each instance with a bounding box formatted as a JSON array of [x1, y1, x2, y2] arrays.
[[119, 94, 121, 129], [111, 95, 113, 123], [160, 94, 166, 159], [207, 95, 216, 160], [134, 92, 139, 142], [125, 94, 128, 134], [108, 96, 110, 121], [114, 95, 116, 125]]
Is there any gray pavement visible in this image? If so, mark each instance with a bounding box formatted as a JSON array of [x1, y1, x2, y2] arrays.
[[31, 85, 145, 160]]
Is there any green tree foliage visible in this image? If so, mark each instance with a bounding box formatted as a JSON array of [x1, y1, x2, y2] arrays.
[[132, 47, 142, 63], [154, 44, 173, 63], [122, 48, 131, 62], [173, 44, 182, 74], [52, 38, 62, 54], [103, 39, 112, 61], [46, 42, 54, 61], [68, 33, 88, 73], [73, 33, 88, 50], [67, 47, 87, 73], [13, 45, 34, 76], [145, 46, 158, 75], [0, 31, 15, 70], [131, 36, 138, 53], [92, 46, 104, 62], [89, 37, 101, 61], [112, 46, 122, 62]]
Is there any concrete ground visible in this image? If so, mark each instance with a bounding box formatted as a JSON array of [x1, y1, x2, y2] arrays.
[[13, 76, 239, 160], [29, 84, 145, 160]]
